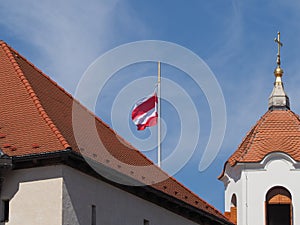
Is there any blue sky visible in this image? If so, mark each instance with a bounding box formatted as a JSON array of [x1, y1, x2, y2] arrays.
[[2, 0, 300, 211]]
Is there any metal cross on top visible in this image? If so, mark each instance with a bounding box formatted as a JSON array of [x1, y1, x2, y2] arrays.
[[274, 31, 283, 66]]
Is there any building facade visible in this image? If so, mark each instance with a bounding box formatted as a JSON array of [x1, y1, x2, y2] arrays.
[[2, 165, 223, 225]]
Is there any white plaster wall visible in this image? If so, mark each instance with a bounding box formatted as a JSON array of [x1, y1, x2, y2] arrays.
[[61, 165, 200, 225], [0, 165, 205, 225], [1, 166, 63, 225], [223, 153, 300, 225], [222, 164, 243, 224]]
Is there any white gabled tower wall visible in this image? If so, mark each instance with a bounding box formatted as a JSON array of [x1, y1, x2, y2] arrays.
[[221, 153, 300, 225]]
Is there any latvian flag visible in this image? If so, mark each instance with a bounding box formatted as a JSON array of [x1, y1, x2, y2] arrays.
[[131, 93, 158, 130]]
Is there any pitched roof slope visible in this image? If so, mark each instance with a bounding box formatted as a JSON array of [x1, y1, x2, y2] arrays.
[[0, 42, 69, 155], [0, 41, 229, 222], [227, 109, 300, 166]]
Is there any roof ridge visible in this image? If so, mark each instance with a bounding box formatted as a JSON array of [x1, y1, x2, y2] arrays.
[[0, 41, 70, 149]]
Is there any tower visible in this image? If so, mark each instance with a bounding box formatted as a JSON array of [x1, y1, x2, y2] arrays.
[[219, 32, 300, 225]]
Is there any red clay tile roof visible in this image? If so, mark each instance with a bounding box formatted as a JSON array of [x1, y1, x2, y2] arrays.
[[225, 109, 300, 167], [0, 41, 229, 222], [0, 42, 69, 155]]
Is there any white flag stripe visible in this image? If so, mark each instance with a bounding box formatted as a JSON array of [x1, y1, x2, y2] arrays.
[[131, 92, 158, 130], [133, 107, 156, 125]]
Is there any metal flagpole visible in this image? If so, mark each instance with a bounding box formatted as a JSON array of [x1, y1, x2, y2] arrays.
[[157, 61, 161, 167]]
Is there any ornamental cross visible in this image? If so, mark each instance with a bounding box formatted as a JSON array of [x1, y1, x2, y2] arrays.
[[274, 32, 283, 66]]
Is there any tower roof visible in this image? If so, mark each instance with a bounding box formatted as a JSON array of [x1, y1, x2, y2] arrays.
[[0, 41, 230, 224], [227, 110, 300, 167]]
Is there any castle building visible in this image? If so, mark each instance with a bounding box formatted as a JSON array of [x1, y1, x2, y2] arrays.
[[0, 40, 232, 225], [220, 32, 298, 225]]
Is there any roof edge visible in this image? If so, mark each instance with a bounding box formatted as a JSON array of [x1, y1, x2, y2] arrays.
[[166, 174, 224, 219], [0, 41, 71, 149], [218, 161, 228, 180]]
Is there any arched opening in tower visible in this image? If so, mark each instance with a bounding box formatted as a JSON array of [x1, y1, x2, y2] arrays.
[[225, 194, 237, 224], [266, 186, 292, 225]]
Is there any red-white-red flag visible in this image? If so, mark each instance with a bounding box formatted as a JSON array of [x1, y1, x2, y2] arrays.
[[131, 93, 158, 130]]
